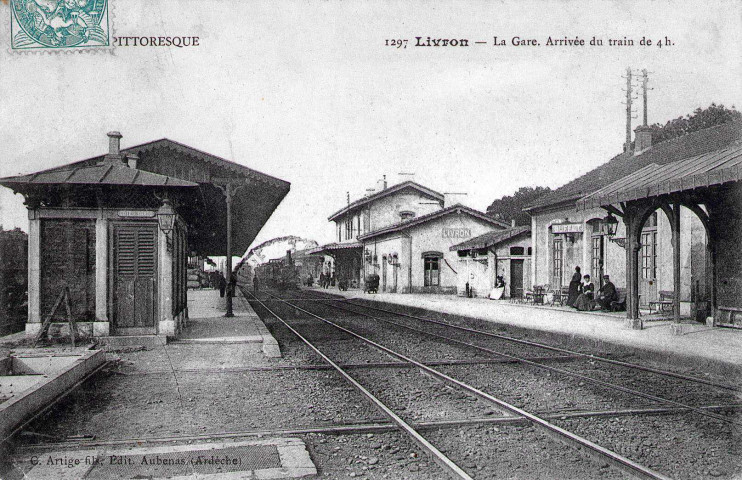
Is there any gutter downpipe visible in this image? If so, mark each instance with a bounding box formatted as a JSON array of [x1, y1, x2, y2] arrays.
[[402, 231, 412, 293]]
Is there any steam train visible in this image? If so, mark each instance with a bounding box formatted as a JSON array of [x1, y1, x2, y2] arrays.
[[253, 249, 326, 290]]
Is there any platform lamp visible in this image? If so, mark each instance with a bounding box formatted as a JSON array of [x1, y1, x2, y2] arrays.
[[157, 198, 176, 242], [603, 212, 619, 237]]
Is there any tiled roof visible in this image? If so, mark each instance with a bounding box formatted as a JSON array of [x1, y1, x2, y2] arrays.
[[308, 242, 363, 255], [449, 226, 531, 251], [358, 204, 509, 241], [525, 120, 742, 212], [578, 143, 742, 210], [32, 138, 290, 191], [0, 163, 197, 188], [328, 181, 443, 221]]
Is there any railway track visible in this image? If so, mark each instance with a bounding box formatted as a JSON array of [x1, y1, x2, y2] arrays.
[[296, 288, 740, 428], [310, 290, 739, 393], [251, 287, 672, 480]]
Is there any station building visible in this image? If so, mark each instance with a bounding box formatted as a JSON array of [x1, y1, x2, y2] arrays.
[[450, 226, 532, 298], [524, 120, 741, 326], [0, 132, 289, 338], [313, 181, 508, 293]]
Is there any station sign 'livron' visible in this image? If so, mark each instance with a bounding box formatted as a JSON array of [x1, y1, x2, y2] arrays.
[[442, 227, 471, 239]]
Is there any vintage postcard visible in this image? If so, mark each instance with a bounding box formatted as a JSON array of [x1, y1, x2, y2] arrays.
[[0, 1, 740, 479]]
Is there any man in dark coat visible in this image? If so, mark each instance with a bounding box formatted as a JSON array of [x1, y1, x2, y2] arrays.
[[596, 274, 618, 310], [217, 272, 227, 298], [566, 266, 582, 307]]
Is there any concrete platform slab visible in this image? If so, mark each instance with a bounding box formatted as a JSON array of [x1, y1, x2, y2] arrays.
[[20, 438, 316, 479], [97, 335, 167, 349], [181, 290, 280, 358], [315, 287, 742, 372], [1, 349, 106, 444]]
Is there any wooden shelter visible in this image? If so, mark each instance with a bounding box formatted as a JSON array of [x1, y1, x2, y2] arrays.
[[0, 132, 290, 338], [578, 143, 742, 328]]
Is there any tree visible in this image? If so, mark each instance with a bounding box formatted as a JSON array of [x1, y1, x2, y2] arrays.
[[645, 103, 740, 145], [486, 186, 551, 227]]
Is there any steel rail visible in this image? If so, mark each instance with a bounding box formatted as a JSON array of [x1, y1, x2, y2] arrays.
[[245, 290, 474, 480], [307, 292, 741, 429], [264, 290, 673, 480], [110, 356, 584, 375], [306, 290, 739, 393], [17, 403, 742, 453]]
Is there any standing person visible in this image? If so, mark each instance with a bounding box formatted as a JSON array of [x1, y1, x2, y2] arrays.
[[253, 274, 260, 294], [596, 274, 618, 311], [228, 273, 237, 297], [330, 273, 336, 287], [566, 266, 582, 307], [319, 272, 326, 289], [217, 272, 227, 298], [574, 275, 595, 311]]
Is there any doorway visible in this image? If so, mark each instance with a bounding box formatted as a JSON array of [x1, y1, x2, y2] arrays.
[[111, 222, 158, 335], [510, 259, 524, 299], [382, 256, 388, 292]]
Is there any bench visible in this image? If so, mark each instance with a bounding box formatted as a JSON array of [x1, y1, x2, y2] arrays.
[[649, 290, 674, 314], [552, 286, 570, 306], [610, 288, 627, 312]]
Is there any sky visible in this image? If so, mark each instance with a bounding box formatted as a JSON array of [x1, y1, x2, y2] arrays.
[[0, 0, 740, 254]]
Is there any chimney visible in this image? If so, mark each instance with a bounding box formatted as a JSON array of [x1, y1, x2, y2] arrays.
[[347, 192, 350, 205], [126, 153, 139, 169], [634, 125, 652, 154], [383, 175, 387, 189], [103, 131, 124, 164]]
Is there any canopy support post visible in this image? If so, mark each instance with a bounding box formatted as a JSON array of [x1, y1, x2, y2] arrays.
[[215, 181, 246, 318]]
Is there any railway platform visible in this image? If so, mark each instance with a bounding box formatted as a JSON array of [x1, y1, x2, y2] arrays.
[[314, 288, 742, 372], [178, 288, 281, 357]]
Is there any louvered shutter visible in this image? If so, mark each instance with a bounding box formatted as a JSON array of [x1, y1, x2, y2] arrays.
[[113, 223, 157, 330]]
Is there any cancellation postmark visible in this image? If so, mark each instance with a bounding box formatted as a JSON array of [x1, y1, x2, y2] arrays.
[[10, 0, 110, 51]]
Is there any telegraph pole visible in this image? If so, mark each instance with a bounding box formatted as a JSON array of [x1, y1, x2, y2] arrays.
[[641, 69, 649, 126], [624, 67, 633, 152]]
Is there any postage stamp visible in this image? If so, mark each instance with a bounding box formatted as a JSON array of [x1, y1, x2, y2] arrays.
[[10, 0, 110, 51]]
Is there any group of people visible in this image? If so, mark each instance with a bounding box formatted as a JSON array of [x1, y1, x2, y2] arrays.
[[317, 272, 336, 289], [565, 266, 618, 311], [215, 271, 237, 298]]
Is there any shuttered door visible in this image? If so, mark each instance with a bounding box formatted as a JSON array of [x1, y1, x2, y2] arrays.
[[113, 223, 157, 334]]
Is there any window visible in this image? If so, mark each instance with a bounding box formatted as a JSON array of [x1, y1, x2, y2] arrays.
[[399, 211, 415, 221], [356, 215, 361, 236], [641, 230, 658, 280], [591, 235, 602, 281], [337, 223, 341, 242], [345, 218, 353, 240], [552, 238, 563, 286], [424, 256, 440, 286], [641, 212, 658, 280], [510, 246, 525, 256]]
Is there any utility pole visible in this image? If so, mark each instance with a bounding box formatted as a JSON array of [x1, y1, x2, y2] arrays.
[[641, 69, 649, 126], [624, 67, 633, 152]]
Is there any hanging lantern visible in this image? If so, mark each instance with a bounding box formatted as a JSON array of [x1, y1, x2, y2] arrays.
[[603, 213, 619, 236]]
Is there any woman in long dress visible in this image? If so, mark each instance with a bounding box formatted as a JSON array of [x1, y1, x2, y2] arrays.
[[566, 266, 582, 307], [574, 275, 595, 311]]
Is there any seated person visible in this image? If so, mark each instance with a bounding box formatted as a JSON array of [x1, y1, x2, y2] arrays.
[[596, 274, 618, 311], [573, 274, 595, 311]]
